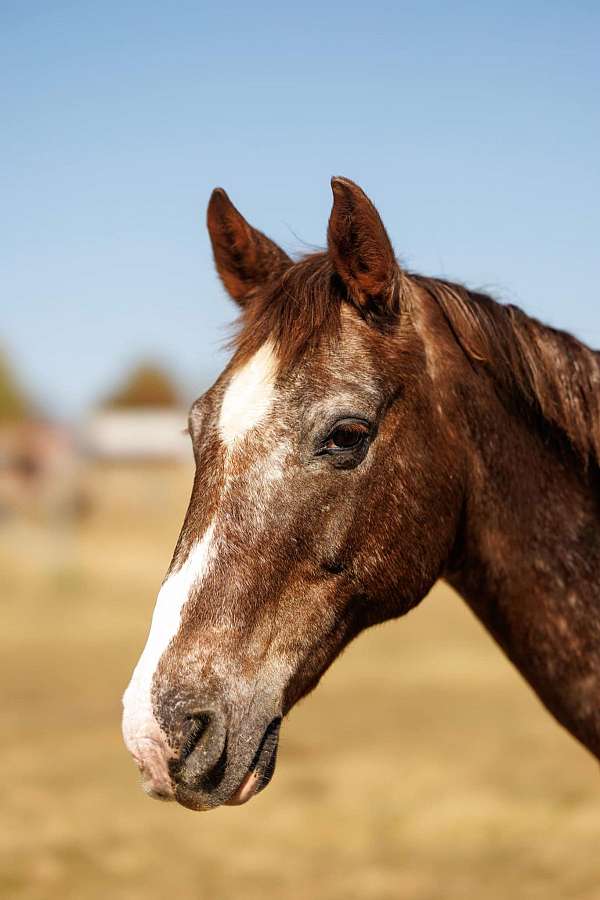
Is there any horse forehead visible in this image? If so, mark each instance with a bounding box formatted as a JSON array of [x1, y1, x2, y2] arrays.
[[218, 341, 279, 447], [215, 316, 379, 451]]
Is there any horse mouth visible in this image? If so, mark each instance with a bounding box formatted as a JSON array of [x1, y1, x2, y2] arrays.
[[226, 716, 281, 806]]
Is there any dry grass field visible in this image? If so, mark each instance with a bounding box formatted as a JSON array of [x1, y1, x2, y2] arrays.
[[1, 464, 599, 900]]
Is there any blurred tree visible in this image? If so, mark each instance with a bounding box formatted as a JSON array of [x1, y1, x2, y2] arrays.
[[0, 348, 30, 422], [102, 362, 181, 409]]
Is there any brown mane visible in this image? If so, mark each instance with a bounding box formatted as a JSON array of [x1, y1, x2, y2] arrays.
[[232, 251, 600, 467], [412, 274, 600, 467]]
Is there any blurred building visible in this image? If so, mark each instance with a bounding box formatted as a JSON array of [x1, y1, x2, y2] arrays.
[[82, 408, 190, 462], [81, 361, 191, 463], [0, 354, 192, 523]]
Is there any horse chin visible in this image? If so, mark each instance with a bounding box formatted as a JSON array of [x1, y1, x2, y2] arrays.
[[174, 716, 281, 811]]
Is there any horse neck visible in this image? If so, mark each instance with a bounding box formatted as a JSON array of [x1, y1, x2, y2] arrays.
[[446, 381, 600, 759]]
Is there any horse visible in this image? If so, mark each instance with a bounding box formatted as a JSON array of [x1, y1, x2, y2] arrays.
[[122, 177, 600, 811]]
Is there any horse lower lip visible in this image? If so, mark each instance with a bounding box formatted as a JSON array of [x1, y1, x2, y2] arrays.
[[225, 769, 262, 805]]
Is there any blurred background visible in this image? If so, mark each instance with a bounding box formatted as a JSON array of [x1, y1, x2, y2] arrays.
[[2, 3, 599, 899]]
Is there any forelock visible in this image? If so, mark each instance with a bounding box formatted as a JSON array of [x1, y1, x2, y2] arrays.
[[231, 252, 345, 371]]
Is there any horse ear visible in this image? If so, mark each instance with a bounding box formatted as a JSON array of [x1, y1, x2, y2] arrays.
[[327, 177, 401, 320], [206, 188, 292, 305]]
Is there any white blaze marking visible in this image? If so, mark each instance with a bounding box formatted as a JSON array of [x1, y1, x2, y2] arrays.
[[219, 341, 277, 447], [122, 522, 216, 752], [122, 341, 282, 793]]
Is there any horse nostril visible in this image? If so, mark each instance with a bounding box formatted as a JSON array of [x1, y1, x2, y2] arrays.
[[172, 707, 228, 794], [180, 710, 214, 763]]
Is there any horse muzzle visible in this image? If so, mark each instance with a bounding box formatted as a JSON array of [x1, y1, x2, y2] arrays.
[[124, 703, 282, 811], [171, 711, 282, 810]]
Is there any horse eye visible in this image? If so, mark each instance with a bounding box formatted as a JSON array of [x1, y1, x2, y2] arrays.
[[325, 422, 369, 451]]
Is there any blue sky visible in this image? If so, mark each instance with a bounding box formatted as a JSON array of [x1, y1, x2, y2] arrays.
[[2, 1, 599, 417]]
